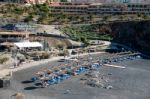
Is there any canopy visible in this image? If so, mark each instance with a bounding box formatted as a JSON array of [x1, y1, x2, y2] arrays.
[[14, 42, 43, 48]]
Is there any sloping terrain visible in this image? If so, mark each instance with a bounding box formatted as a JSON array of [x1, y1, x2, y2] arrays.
[[110, 20, 150, 54], [91, 20, 150, 50]]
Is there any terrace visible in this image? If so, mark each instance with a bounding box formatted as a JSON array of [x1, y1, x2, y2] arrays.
[[0, 31, 30, 43], [50, 2, 150, 15]]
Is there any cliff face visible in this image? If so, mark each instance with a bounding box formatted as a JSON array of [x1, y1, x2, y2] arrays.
[[109, 20, 150, 54]]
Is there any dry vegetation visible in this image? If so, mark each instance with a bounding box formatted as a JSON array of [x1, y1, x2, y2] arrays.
[[30, 35, 71, 48]]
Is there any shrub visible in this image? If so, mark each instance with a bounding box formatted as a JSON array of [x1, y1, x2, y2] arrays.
[[63, 49, 69, 56], [30, 51, 50, 59], [41, 52, 50, 59], [24, 14, 33, 22], [0, 57, 9, 64], [58, 49, 69, 56]]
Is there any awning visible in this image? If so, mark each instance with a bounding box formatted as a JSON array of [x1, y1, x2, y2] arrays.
[[14, 42, 43, 48], [0, 42, 14, 47]]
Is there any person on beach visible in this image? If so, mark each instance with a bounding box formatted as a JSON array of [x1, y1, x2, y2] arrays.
[[41, 80, 47, 88]]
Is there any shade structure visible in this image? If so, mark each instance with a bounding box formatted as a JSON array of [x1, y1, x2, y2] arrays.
[[14, 41, 43, 49]]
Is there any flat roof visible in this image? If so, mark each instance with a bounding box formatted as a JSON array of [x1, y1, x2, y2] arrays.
[[14, 42, 43, 48], [0, 31, 30, 35]]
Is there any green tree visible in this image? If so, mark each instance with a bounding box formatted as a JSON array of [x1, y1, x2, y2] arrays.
[[137, 13, 142, 18], [88, 14, 93, 21], [33, 3, 49, 15], [14, 7, 24, 15], [24, 14, 33, 22], [119, 15, 124, 20], [103, 15, 111, 21], [80, 36, 89, 46], [37, 13, 49, 24], [142, 14, 149, 19], [59, 11, 66, 19], [60, 0, 68, 2]]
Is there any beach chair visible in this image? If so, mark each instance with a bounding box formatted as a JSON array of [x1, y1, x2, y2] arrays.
[[47, 79, 56, 85], [31, 76, 38, 82]]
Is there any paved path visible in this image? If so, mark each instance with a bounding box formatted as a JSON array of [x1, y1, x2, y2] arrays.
[[10, 52, 105, 72], [0, 51, 105, 77]]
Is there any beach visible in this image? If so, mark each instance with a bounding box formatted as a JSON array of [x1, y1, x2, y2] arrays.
[[0, 53, 149, 99]]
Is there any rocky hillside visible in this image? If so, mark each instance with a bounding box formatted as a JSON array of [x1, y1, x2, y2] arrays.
[[98, 20, 150, 55]]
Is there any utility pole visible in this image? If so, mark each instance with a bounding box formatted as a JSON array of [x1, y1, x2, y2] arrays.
[[11, 47, 17, 68]]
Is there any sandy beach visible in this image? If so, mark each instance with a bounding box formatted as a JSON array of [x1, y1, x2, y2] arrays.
[[0, 52, 149, 99]]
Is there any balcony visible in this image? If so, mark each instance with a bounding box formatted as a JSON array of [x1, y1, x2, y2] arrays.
[[0, 37, 25, 42]]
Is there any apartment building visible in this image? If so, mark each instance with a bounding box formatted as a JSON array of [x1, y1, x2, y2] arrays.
[[50, 2, 150, 15], [0, 31, 30, 43], [50, 2, 88, 15], [127, 3, 150, 14], [69, 0, 150, 3], [88, 3, 150, 14], [87, 3, 128, 14], [1, 0, 150, 4]]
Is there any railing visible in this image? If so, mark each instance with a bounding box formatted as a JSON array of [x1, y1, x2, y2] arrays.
[[0, 37, 25, 42]]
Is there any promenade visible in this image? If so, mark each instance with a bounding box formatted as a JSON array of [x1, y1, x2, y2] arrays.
[[11, 52, 105, 72]]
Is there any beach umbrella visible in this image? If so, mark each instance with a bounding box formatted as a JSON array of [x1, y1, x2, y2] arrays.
[[47, 77, 57, 85], [31, 76, 38, 82], [35, 71, 45, 79], [36, 71, 44, 76], [46, 69, 52, 75], [40, 77, 49, 81]]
